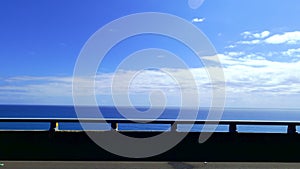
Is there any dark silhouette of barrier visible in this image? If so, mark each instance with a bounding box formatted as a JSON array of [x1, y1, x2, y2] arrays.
[[0, 118, 300, 161]]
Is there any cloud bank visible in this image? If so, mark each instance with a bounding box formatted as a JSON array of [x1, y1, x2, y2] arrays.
[[1, 52, 300, 108]]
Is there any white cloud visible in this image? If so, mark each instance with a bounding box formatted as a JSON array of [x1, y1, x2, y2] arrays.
[[0, 76, 73, 97], [226, 52, 245, 57], [192, 17, 205, 23], [261, 31, 271, 38], [241, 31, 252, 39], [237, 31, 271, 45], [0, 71, 213, 107], [282, 48, 300, 57], [236, 30, 300, 46], [219, 54, 300, 95], [237, 39, 261, 45], [241, 31, 270, 39], [253, 31, 270, 39], [225, 45, 237, 49], [264, 31, 300, 44]]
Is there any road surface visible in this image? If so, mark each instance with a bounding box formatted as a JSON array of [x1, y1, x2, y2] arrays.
[[1, 161, 300, 169]]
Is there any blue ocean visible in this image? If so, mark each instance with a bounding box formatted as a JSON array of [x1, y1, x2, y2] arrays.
[[0, 105, 300, 133]]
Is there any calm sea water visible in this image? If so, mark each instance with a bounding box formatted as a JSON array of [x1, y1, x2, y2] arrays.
[[0, 105, 300, 133]]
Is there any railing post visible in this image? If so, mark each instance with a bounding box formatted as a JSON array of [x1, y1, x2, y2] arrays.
[[50, 122, 58, 132], [287, 124, 297, 134], [229, 123, 237, 133], [171, 122, 177, 132], [111, 122, 118, 131]]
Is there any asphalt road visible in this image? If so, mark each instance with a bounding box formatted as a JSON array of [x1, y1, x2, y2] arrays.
[[1, 161, 300, 169]]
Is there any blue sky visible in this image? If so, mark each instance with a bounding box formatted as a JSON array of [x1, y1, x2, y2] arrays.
[[1, 0, 300, 108]]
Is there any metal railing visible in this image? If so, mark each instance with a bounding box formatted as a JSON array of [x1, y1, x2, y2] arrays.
[[0, 118, 299, 134]]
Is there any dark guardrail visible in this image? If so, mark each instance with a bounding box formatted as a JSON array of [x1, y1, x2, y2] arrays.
[[1, 118, 300, 161], [0, 118, 298, 134]]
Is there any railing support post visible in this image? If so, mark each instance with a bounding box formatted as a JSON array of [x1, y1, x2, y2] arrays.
[[171, 123, 177, 132], [229, 123, 237, 133], [287, 124, 297, 134], [111, 122, 118, 131], [50, 122, 58, 132]]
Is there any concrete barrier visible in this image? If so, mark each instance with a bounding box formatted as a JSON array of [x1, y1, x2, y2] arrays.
[[1, 131, 300, 162]]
